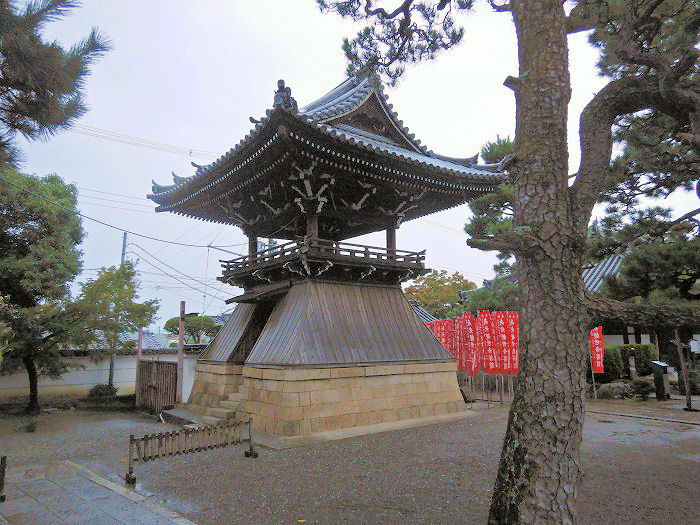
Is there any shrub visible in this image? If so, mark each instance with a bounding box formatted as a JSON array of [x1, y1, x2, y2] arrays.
[[590, 347, 624, 384], [596, 381, 633, 399], [88, 384, 118, 399], [632, 379, 654, 401], [611, 344, 658, 377], [678, 370, 699, 396]]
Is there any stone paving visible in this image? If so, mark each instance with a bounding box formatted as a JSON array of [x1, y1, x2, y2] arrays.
[[0, 460, 193, 525]]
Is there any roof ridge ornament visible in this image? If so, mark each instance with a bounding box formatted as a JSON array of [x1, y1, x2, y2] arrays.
[[273, 79, 298, 111]]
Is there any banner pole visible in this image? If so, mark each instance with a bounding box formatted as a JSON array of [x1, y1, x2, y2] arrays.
[[499, 375, 503, 406], [590, 346, 598, 400], [509, 375, 513, 402]]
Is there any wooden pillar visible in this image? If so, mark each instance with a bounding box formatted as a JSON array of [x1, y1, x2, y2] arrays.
[[386, 225, 396, 259], [177, 301, 185, 404], [248, 233, 257, 261], [306, 213, 319, 239]]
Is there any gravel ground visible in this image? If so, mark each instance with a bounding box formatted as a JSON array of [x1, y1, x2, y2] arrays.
[[1, 408, 698, 524]]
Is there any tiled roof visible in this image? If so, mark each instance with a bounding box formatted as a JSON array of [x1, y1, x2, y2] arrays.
[[409, 301, 439, 323], [149, 74, 504, 200], [118, 332, 170, 350], [582, 254, 625, 293]]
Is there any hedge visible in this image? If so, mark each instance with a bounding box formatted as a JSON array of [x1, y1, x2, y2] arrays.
[[588, 347, 624, 384]]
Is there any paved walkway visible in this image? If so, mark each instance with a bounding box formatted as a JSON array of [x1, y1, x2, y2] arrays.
[[0, 460, 193, 525]]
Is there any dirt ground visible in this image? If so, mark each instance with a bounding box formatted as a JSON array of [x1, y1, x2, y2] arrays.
[[0, 406, 698, 524]]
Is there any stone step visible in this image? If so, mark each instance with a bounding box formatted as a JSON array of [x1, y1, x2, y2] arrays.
[[207, 407, 236, 419], [219, 400, 239, 410], [201, 415, 223, 425], [227, 392, 244, 402]]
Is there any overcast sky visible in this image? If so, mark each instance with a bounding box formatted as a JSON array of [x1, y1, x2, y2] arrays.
[[18, 1, 696, 330]]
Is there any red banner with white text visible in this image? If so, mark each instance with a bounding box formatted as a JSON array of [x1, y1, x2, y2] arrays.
[[589, 325, 605, 374], [478, 311, 500, 375]]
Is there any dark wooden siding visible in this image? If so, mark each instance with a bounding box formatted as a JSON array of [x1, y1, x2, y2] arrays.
[[199, 303, 256, 362], [245, 280, 452, 366]]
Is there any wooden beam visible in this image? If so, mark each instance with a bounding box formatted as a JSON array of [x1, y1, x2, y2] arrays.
[[306, 213, 319, 239]]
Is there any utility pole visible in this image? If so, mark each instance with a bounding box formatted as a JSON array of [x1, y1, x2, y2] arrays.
[[177, 300, 185, 404], [108, 232, 128, 387]]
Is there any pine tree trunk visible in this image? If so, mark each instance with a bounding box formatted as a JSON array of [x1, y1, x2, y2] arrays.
[[23, 356, 40, 414], [488, 1, 588, 522]]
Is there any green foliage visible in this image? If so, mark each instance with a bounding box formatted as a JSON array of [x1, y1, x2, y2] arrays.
[[632, 379, 654, 401], [404, 270, 476, 319], [590, 347, 624, 384], [480, 135, 513, 164], [459, 276, 520, 315], [0, 0, 109, 166], [608, 344, 658, 377], [163, 315, 218, 344], [88, 383, 118, 399], [317, 0, 472, 84], [0, 169, 91, 412], [77, 261, 159, 353]]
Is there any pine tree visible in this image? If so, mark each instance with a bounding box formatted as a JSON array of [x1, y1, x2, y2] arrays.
[[0, 169, 89, 412], [320, 1, 699, 521], [0, 0, 109, 166]]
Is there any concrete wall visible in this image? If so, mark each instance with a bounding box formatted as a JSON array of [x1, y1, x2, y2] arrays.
[[0, 354, 197, 402]]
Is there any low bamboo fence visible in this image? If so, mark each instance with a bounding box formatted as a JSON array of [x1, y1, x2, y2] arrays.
[[125, 419, 255, 484]]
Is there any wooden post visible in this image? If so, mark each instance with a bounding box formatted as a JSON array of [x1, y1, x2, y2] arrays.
[[0, 455, 6, 502], [499, 376, 504, 405], [386, 225, 396, 260], [673, 329, 693, 412], [177, 301, 185, 404], [248, 234, 257, 261], [125, 437, 135, 486], [137, 327, 143, 360], [590, 347, 598, 400]]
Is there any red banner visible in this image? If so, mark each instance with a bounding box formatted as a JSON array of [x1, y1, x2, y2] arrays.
[[478, 311, 500, 375], [506, 311, 519, 376], [589, 325, 604, 374], [492, 311, 510, 375], [453, 316, 468, 372], [464, 314, 480, 376]]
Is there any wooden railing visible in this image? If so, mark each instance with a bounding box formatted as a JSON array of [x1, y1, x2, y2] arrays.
[[220, 239, 425, 272], [125, 419, 256, 485]]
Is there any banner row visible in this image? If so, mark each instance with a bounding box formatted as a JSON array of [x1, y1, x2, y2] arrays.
[[425, 311, 519, 377]]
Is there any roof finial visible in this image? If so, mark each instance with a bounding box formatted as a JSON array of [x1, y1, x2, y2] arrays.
[[273, 79, 298, 111]]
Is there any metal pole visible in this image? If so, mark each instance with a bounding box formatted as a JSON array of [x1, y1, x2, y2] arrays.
[[177, 301, 185, 404], [121, 232, 127, 265], [499, 375, 504, 406]]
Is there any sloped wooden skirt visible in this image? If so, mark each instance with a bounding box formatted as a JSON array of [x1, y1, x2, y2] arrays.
[[237, 362, 466, 437]]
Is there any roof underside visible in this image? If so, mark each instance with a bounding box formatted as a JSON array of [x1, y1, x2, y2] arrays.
[[149, 75, 504, 240]]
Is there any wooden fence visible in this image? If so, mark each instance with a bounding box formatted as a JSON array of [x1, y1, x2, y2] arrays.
[[125, 419, 255, 484], [135, 360, 177, 413]]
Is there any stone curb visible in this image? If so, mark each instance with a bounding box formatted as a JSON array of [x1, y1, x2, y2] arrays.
[[586, 410, 700, 426], [64, 461, 196, 525]]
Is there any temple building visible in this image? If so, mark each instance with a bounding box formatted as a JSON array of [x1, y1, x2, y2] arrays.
[[149, 74, 505, 436]]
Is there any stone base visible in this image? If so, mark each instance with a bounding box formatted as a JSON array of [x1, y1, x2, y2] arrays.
[[187, 362, 243, 414], [237, 362, 466, 436]]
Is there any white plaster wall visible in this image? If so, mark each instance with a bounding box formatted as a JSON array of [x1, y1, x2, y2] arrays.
[[0, 354, 196, 402]]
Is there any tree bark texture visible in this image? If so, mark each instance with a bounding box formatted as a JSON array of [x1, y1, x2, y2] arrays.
[[23, 356, 40, 414], [108, 354, 115, 387], [488, 1, 587, 523]]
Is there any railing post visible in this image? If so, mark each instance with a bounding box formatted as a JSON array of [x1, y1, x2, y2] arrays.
[[125, 436, 136, 486]]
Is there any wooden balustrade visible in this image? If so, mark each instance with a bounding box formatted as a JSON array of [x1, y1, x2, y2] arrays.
[[220, 239, 425, 273]]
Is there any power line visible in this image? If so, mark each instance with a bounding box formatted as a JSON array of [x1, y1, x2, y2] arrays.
[[125, 248, 229, 301], [78, 186, 152, 202], [0, 173, 243, 254], [69, 125, 220, 160]]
